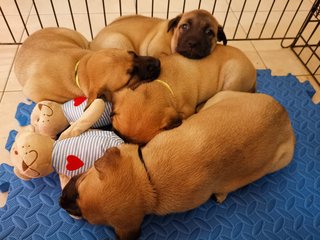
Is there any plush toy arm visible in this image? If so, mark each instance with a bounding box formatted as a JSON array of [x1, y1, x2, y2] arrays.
[[59, 174, 71, 189], [58, 99, 106, 140]]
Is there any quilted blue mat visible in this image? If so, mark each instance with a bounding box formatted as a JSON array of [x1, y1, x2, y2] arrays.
[[1, 69, 320, 240]]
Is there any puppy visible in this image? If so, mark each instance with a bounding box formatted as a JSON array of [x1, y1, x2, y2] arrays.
[[60, 91, 295, 240], [112, 44, 256, 144], [14, 27, 160, 105], [90, 9, 227, 59]]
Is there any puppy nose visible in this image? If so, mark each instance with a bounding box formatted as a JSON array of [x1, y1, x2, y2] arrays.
[[188, 40, 197, 48], [147, 58, 160, 74], [59, 175, 83, 217], [136, 56, 161, 80]]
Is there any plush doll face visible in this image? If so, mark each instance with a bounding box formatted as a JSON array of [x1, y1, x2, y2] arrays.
[[10, 128, 55, 180], [31, 101, 69, 139]]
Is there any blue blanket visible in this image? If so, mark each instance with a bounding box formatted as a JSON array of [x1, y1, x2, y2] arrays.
[[1, 69, 319, 239]]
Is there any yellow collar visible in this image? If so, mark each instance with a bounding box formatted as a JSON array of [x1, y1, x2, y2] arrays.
[[75, 61, 81, 89], [154, 79, 174, 97]]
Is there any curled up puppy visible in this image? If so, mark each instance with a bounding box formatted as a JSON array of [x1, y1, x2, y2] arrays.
[[60, 91, 295, 240], [112, 44, 257, 144], [90, 9, 227, 59], [14, 27, 161, 106]]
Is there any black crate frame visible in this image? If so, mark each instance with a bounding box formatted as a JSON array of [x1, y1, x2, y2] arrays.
[[290, 1, 320, 85], [1, 0, 319, 84]]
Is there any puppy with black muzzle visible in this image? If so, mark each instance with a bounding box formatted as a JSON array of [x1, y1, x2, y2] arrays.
[[170, 9, 227, 59], [111, 44, 256, 144], [90, 9, 227, 59], [60, 91, 295, 240], [14, 28, 161, 105]]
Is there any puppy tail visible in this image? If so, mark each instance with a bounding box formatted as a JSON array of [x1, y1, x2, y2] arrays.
[[167, 15, 182, 32]]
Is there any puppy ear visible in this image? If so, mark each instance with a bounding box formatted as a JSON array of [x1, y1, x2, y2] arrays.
[[164, 116, 182, 130], [115, 227, 141, 240], [217, 25, 227, 45], [161, 108, 183, 130], [167, 15, 182, 32], [94, 147, 121, 174], [128, 50, 138, 58]]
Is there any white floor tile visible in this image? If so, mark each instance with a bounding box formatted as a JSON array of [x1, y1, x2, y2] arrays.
[[0, 45, 18, 91], [6, 71, 22, 92], [252, 40, 312, 75], [228, 0, 313, 12], [0, 0, 33, 45], [258, 48, 310, 75], [252, 39, 286, 51], [228, 40, 256, 51], [0, 91, 28, 166], [0, 0, 33, 15], [228, 41, 266, 69], [0, 14, 26, 44], [215, 11, 247, 40], [245, 51, 266, 70], [233, 10, 309, 40], [27, 0, 136, 15]]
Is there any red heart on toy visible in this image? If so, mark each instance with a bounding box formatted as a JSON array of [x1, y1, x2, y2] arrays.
[[73, 96, 87, 107], [66, 155, 84, 171]]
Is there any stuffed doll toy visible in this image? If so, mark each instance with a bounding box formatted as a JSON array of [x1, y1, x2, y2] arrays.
[[31, 97, 112, 139], [10, 126, 123, 188]]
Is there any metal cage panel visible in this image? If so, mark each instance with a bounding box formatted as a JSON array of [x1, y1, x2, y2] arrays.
[[291, 1, 320, 84], [0, 0, 314, 43]]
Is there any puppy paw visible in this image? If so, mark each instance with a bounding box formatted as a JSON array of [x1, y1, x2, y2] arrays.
[[211, 193, 227, 204]]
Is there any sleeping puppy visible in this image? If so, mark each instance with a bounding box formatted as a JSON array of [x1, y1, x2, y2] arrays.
[[14, 27, 160, 105], [60, 91, 296, 240], [90, 9, 227, 59], [112, 44, 256, 144]]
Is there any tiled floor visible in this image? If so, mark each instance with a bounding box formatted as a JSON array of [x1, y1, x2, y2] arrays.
[[0, 0, 319, 206]]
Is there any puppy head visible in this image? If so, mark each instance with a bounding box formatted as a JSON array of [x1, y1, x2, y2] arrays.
[[112, 85, 182, 144], [168, 9, 227, 59], [60, 146, 146, 240], [78, 49, 161, 108]]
